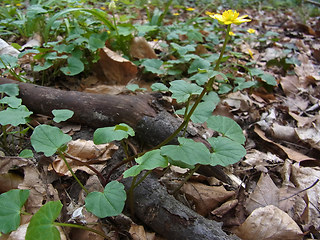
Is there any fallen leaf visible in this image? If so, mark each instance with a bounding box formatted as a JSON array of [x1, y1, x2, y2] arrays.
[[245, 173, 279, 214], [254, 126, 315, 162], [129, 224, 147, 240], [129, 37, 157, 59], [295, 127, 320, 151], [291, 163, 320, 229], [50, 139, 118, 176], [235, 205, 303, 240], [97, 47, 138, 85], [211, 199, 238, 218], [181, 182, 235, 216]]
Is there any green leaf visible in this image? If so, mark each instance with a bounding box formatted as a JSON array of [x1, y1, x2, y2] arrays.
[[218, 83, 232, 94], [0, 83, 19, 96], [26, 201, 63, 240], [190, 70, 228, 85], [249, 68, 277, 86], [93, 123, 135, 144], [176, 92, 220, 123], [206, 115, 245, 144], [126, 84, 146, 92], [60, 56, 84, 76], [187, 29, 203, 42], [33, 61, 53, 72], [188, 58, 211, 74], [123, 149, 168, 178], [170, 43, 196, 55], [31, 125, 72, 157], [0, 54, 18, 69], [151, 83, 169, 92], [0, 96, 22, 108], [141, 59, 165, 75], [160, 137, 211, 168], [52, 109, 74, 123], [0, 105, 32, 126], [169, 80, 203, 103], [0, 189, 29, 234], [19, 149, 34, 158], [260, 73, 277, 86], [85, 181, 126, 218], [208, 136, 246, 166], [88, 32, 108, 51]]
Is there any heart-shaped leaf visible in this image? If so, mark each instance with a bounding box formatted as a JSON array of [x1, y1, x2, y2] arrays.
[[208, 136, 246, 166], [0, 83, 19, 96], [31, 125, 72, 157], [169, 80, 203, 103], [26, 201, 63, 240], [0, 96, 22, 108], [0, 105, 32, 126], [0, 189, 29, 234], [93, 123, 135, 144], [85, 181, 126, 218], [123, 149, 168, 178], [206, 115, 246, 144], [161, 137, 211, 168], [52, 109, 74, 123], [60, 56, 84, 76]]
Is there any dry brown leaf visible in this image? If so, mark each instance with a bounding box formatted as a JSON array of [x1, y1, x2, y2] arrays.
[[270, 123, 299, 142], [50, 140, 118, 176], [181, 182, 235, 216], [289, 112, 315, 128], [280, 75, 300, 96], [291, 163, 320, 229], [211, 199, 238, 218], [129, 224, 147, 240], [97, 47, 138, 85], [295, 53, 320, 82], [295, 127, 320, 151], [245, 173, 279, 214], [0, 173, 24, 193], [254, 126, 315, 162], [129, 37, 157, 59], [244, 149, 283, 168], [235, 205, 303, 240]]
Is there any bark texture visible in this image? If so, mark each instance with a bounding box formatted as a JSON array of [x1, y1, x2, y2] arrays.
[[122, 174, 239, 240]]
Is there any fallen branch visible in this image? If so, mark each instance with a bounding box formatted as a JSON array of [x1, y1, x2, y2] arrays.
[[122, 173, 239, 240]]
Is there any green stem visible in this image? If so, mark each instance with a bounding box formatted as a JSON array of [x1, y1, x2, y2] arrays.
[[154, 24, 231, 149], [128, 175, 137, 217], [53, 222, 110, 239], [57, 150, 89, 194], [133, 170, 152, 189], [172, 164, 201, 195]]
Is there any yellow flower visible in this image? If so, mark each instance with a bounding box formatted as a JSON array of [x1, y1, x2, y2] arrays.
[[100, 6, 106, 10], [16, 3, 22, 6], [247, 28, 256, 34], [186, 7, 195, 11], [173, 12, 180, 16], [229, 31, 235, 36], [205, 11, 214, 16], [248, 49, 254, 59], [211, 10, 251, 25]]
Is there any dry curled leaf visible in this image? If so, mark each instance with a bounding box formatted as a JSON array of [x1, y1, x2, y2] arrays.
[[235, 205, 303, 240]]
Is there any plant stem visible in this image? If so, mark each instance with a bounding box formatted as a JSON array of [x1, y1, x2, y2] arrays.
[[128, 175, 137, 217], [57, 150, 89, 194], [53, 222, 110, 239], [154, 24, 231, 149], [171, 164, 201, 195]]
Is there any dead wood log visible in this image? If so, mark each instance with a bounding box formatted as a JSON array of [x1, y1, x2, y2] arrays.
[[0, 78, 183, 145], [122, 174, 239, 240]]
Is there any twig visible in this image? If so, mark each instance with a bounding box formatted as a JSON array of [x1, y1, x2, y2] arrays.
[[305, 0, 320, 7], [280, 179, 319, 201]]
